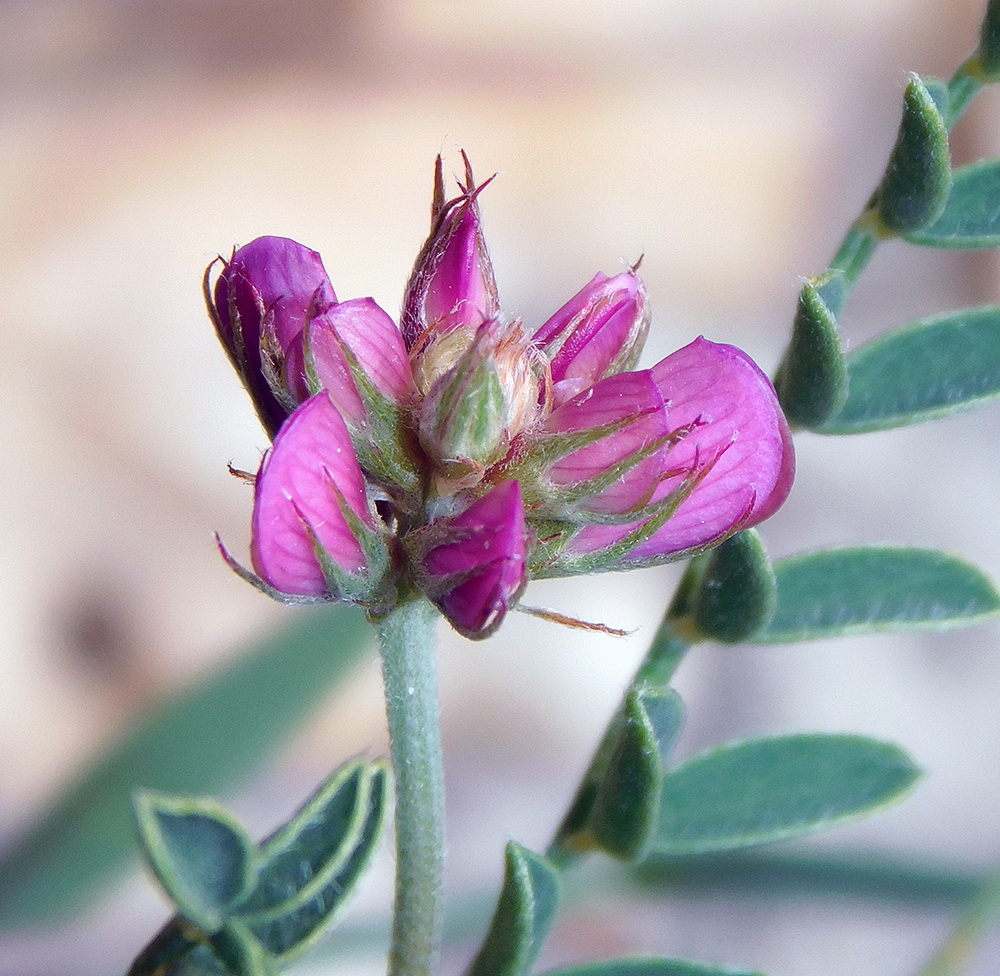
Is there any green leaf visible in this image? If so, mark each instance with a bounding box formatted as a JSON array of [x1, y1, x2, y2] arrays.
[[651, 734, 919, 855], [0, 605, 371, 929], [817, 306, 1000, 433], [980, 0, 1000, 79], [133, 792, 257, 934], [876, 75, 951, 234], [752, 547, 1000, 643], [541, 959, 763, 976], [468, 842, 562, 976], [906, 160, 1000, 247], [243, 764, 389, 960], [590, 689, 685, 861], [774, 275, 848, 429], [238, 760, 371, 917], [210, 918, 276, 976], [689, 530, 776, 644]]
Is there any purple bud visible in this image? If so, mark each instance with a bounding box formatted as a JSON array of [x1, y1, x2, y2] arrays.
[[534, 271, 650, 408], [210, 236, 336, 437], [251, 392, 372, 596], [307, 297, 415, 426], [541, 370, 669, 518], [401, 155, 500, 347], [566, 338, 794, 563], [422, 481, 528, 638]]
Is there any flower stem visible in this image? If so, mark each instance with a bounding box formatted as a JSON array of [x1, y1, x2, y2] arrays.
[[376, 597, 445, 976], [546, 612, 691, 869]]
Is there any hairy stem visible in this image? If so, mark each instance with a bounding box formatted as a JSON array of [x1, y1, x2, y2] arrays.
[[377, 597, 445, 976]]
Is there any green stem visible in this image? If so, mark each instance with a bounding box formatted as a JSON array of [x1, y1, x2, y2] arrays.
[[376, 597, 445, 976], [915, 870, 1000, 976], [823, 56, 988, 314], [546, 612, 692, 869]]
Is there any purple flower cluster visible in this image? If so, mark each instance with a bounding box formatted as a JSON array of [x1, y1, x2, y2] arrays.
[[209, 155, 794, 639]]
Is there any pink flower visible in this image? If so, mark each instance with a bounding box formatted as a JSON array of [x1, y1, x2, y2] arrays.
[[250, 393, 377, 599], [212, 155, 794, 637], [561, 339, 794, 568], [209, 236, 336, 437], [420, 482, 528, 638]]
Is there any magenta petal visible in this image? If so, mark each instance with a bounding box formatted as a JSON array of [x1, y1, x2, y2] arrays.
[[214, 236, 336, 433], [216, 236, 336, 351], [571, 338, 793, 560], [543, 370, 669, 516], [311, 298, 415, 413], [535, 271, 649, 407], [251, 393, 371, 595], [423, 481, 527, 638], [423, 208, 494, 331]]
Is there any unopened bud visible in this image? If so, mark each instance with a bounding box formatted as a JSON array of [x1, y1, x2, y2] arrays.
[[208, 236, 336, 437], [401, 154, 500, 346], [420, 481, 528, 639], [534, 270, 649, 407]]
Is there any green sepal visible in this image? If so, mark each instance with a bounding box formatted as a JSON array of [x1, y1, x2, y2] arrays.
[[242, 763, 390, 960], [209, 918, 276, 976], [467, 842, 562, 976], [774, 275, 848, 429], [750, 547, 1000, 643], [132, 791, 258, 934], [532, 459, 729, 579], [816, 306, 1000, 433], [652, 734, 920, 855], [540, 959, 763, 976], [875, 75, 951, 235], [685, 530, 777, 644], [420, 336, 506, 476], [978, 0, 1000, 80], [590, 688, 686, 861], [529, 423, 706, 527], [905, 160, 1000, 248]]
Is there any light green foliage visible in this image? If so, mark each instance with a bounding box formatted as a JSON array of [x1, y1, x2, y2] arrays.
[[590, 688, 686, 861], [0, 606, 371, 930], [541, 959, 763, 976], [817, 307, 1000, 433], [687, 530, 777, 644], [753, 547, 1000, 643], [467, 843, 562, 976], [907, 160, 1000, 247], [876, 75, 952, 234], [130, 759, 389, 976], [774, 275, 848, 429], [652, 734, 919, 855]]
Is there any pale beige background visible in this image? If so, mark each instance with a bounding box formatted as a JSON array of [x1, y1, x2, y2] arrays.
[[2, 0, 1000, 974]]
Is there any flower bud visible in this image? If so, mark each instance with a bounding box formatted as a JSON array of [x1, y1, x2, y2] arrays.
[[420, 481, 528, 638], [534, 270, 650, 407], [250, 392, 379, 599], [559, 338, 794, 569], [401, 154, 500, 346], [417, 323, 507, 489], [209, 236, 336, 438]]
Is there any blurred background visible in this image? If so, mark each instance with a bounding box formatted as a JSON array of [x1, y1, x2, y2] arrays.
[[2, 0, 1000, 973]]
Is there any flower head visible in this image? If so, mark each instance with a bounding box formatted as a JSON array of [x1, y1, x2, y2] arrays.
[[213, 157, 793, 638]]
